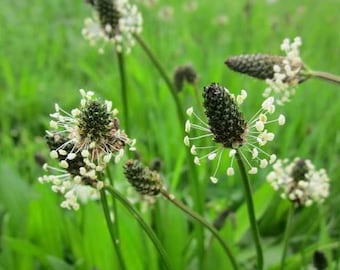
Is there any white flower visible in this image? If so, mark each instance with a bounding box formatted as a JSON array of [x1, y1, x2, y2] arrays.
[[263, 36, 305, 105], [48, 89, 134, 166], [185, 83, 284, 183], [38, 162, 103, 211], [39, 89, 135, 210], [82, 0, 143, 54], [266, 158, 330, 207]]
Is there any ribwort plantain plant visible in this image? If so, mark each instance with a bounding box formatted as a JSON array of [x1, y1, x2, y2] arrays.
[[34, 1, 338, 269]]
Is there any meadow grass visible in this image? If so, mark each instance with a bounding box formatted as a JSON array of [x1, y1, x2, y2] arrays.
[[0, 0, 339, 269]]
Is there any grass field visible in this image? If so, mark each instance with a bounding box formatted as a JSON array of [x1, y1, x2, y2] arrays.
[[1, 0, 340, 269]]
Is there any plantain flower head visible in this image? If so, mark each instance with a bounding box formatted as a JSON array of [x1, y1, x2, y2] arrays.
[[263, 36, 305, 105], [267, 158, 330, 207], [184, 82, 285, 183], [225, 37, 306, 105], [38, 89, 135, 210], [82, 0, 143, 54], [124, 159, 162, 196]]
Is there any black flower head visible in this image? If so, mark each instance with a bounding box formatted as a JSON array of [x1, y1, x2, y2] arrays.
[[88, 0, 121, 37], [78, 100, 113, 142], [124, 160, 162, 196], [48, 89, 135, 166], [290, 158, 308, 182], [173, 64, 198, 92], [225, 54, 284, 80], [185, 83, 284, 181], [313, 250, 328, 270], [225, 54, 306, 83], [203, 83, 247, 148]]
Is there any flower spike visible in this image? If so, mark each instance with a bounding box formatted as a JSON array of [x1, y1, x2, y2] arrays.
[[267, 158, 330, 207], [83, 0, 143, 54], [39, 89, 135, 210], [185, 82, 284, 182]]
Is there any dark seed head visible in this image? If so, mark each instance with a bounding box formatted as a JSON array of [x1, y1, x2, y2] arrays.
[[90, 0, 121, 37], [225, 54, 307, 83], [291, 158, 308, 183], [225, 54, 285, 80], [173, 65, 198, 92], [313, 250, 328, 270], [78, 100, 112, 143], [203, 83, 247, 148], [124, 160, 162, 196], [45, 134, 97, 186]]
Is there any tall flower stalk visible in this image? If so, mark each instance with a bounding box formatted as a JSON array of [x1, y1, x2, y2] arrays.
[[235, 151, 263, 269], [83, 0, 143, 134], [280, 205, 294, 270], [100, 188, 127, 270], [104, 185, 173, 270], [133, 33, 185, 125], [116, 51, 129, 133], [183, 82, 287, 268]]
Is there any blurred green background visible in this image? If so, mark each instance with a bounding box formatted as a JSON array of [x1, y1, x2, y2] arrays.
[[0, 0, 339, 269]]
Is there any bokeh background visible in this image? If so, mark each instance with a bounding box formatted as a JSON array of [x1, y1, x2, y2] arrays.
[[0, 0, 339, 269]]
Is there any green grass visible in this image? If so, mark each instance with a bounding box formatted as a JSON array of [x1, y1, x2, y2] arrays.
[[1, 0, 340, 269]]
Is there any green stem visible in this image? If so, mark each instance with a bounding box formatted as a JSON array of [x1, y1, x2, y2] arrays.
[[116, 51, 130, 134], [160, 189, 239, 270], [105, 168, 122, 261], [100, 189, 127, 270], [104, 185, 172, 270], [134, 33, 205, 266], [133, 34, 185, 125], [307, 70, 340, 85], [280, 205, 295, 270], [235, 151, 263, 269]]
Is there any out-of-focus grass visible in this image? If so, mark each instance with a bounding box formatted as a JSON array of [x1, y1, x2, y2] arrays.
[[0, 0, 339, 269]]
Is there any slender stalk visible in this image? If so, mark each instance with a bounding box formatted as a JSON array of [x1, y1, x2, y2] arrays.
[[235, 151, 263, 269], [280, 205, 295, 270], [100, 189, 127, 270], [308, 70, 340, 85], [190, 166, 205, 270], [133, 33, 185, 124], [104, 185, 173, 270], [105, 168, 122, 261], [134, 33, 205, 266], [160, 188, 239, 270], [116, 51, 130, 134]]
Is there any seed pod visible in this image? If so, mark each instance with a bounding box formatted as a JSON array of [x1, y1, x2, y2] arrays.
[[124, 160, 162, 196]]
